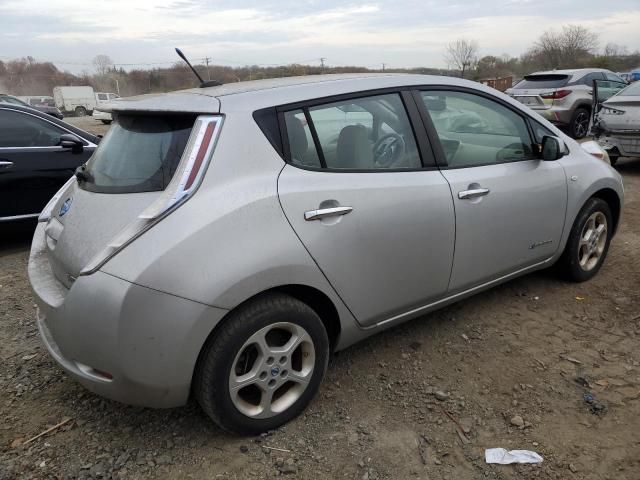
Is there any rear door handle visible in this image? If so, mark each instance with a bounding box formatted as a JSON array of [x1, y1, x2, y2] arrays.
[[304, 206, 353, 221], [0, 161, 13, 170], [458, 188, 490, 200]]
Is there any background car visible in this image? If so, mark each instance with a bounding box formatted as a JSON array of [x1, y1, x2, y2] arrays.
[[0, 93, 64, 119], [92, 108, 112, 124], [29, 74, 623, 435], [0, 104, 99, 222], [593, 79, 640, 165], [506, 68, 627, 139]]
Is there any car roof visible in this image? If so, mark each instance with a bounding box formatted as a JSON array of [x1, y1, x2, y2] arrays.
[[100, 73, 498, 113], [0, 103, 100, 143]]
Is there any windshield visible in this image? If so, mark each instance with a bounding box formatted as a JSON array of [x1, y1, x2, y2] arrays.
[[80, 114, 195, 194], [513, 74, 569, 90]]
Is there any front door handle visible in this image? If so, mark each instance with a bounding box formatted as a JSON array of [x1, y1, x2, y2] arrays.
[[0, 161, 13, 170], [304, 206, 353, 221], [458, 188, 490, 200]]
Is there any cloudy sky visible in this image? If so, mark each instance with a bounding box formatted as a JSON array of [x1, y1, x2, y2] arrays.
[[2, 0, 640, 72]]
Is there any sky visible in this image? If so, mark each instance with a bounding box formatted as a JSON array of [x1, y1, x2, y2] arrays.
[[1, 0, 640, 73]]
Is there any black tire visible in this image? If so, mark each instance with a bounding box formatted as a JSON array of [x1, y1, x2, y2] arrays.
[[194, 293, 329, 434], [101, 120, 112, 125], [569, 107, 590, 139], [558, 197, 613, 282], [74, 106, 87, 117]]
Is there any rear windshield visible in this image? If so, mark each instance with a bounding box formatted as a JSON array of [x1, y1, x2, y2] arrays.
[[80, 114, 195, 194], [513, 74, 569, 89]]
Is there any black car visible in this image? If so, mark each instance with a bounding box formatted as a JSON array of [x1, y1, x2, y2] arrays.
[[0, 94, 64, 119], [0, 104, 99, 222]]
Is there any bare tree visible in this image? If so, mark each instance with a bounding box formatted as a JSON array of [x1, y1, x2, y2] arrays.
[[444, 39, 479, 78], [92, 54, 113, 75], [603, 43, 628, 57], [532, 25, 598, 69]]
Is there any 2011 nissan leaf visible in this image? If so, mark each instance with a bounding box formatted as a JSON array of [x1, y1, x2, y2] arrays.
[[29, 74, 623, 434]]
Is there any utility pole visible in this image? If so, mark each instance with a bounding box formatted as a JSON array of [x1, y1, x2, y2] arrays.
[[320, 57, 326, 74], [204, 57, 211, 80], [382, 63, 386, 72]]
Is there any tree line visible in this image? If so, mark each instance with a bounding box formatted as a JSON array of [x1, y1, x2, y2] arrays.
[[1, 25, 638, 98]]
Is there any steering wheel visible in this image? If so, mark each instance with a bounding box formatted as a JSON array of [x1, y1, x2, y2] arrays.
[[373, 133, 405, 168]]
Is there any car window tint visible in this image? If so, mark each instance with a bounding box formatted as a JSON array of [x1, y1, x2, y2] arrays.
[[97, 94, 108, 100], [420, 91, 535, 167], [0, 110, 65, 148], [283, 109, 321, 168], [305, 93, 421, 170], [605, 73, 623, 83]]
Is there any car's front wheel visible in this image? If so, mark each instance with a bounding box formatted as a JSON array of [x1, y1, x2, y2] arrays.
[[559, 197, 613, 282], [194, 293, 329, 434]]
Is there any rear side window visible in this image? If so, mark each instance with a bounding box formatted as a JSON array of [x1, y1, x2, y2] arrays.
[[569, 72, 604, 86], [80, 114, 195, 194], [513, 75, 569, 89], [284, 93, 421, 170]]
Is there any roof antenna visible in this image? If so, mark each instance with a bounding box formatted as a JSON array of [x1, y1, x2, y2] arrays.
[[175, 48, 221, 88]]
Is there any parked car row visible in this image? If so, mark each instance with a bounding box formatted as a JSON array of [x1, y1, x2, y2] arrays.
[[21, 74, 624, 435], [0, 93, 63, 119], [506, 68, 627, 139]]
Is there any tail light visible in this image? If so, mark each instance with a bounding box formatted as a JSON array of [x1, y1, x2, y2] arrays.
[[540, 90, 571, 100], [80, 115, 223, 275]]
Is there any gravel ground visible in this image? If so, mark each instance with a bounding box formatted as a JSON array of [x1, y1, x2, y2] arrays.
[[0, 126, 638, 479]]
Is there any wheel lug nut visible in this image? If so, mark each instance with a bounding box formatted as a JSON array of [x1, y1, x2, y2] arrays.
[[279, 356, 287, 364], [259, 371, 267, 380], [266, 357, 274, 365]]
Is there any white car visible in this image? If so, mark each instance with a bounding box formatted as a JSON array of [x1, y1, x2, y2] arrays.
[[92, 108, 112, 124]]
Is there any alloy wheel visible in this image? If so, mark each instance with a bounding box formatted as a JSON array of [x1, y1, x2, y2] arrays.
[[229, 322, 315, 419], [578, 211, 607, 271], [574, 111, 589, 138]]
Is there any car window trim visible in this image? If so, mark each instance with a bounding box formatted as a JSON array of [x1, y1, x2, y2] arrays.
[[276, 87, 438, 173], [411, 86, 539, 169], [0, 107, 97, 148], [302, 107, 327, 168]]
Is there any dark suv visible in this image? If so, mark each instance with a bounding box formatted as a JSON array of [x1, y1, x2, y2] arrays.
[[506, 69, 627, 139]]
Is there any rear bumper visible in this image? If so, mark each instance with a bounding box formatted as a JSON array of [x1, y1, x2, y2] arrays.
[[28, 223, 228, 408], [530, 106, 573, 126], [598, 133, 640, 157]]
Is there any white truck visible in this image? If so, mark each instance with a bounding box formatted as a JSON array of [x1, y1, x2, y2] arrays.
[[53, 86, 97, 116]]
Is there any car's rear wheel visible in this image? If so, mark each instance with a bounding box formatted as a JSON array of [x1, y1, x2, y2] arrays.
[[194, 293, 329, 434], [75, 106, 87, 117], [558, 198, 612, 282], [569, 107, 590, 139]]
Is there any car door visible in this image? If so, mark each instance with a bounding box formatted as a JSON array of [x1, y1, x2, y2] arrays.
[[277, 92, 456, 327], [0, 108, 94, 220], [415, 89, 567, 293]]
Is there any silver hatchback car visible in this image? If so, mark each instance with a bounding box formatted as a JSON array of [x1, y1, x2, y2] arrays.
[[29, 74, 623, 434]]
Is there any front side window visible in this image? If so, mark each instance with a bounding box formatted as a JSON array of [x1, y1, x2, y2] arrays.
[[0, 110, 65, 147], [80, 114, 195, 193], [284, 93, 421, 170], [420, 90, 536, 167]]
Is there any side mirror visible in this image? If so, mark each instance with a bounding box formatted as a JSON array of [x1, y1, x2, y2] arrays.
[[541, 135, 565, 161], [59, 133, 84, 153]]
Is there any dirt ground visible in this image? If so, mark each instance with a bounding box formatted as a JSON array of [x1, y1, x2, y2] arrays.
[[0, 123, 638, 479]]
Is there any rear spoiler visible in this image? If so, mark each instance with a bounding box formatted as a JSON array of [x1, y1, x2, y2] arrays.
[[98, 91, 220, 114]]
